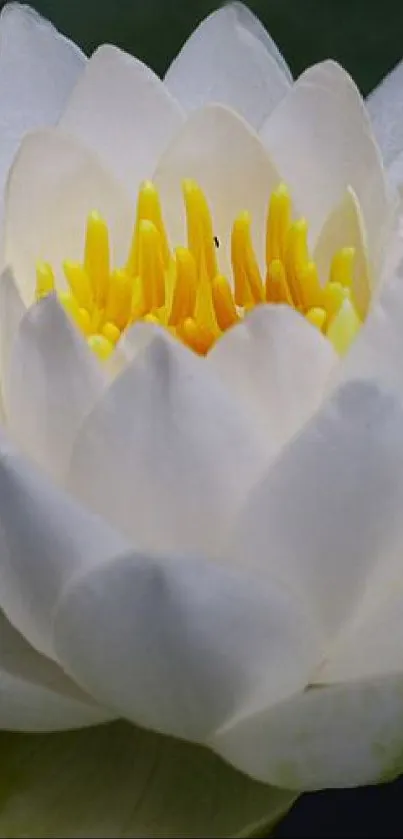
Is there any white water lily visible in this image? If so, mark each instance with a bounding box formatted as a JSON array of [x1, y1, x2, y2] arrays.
[[1, 0, 403, 802]]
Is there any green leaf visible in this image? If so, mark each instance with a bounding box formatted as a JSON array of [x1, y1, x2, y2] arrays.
[[0, 721, 297, 837]]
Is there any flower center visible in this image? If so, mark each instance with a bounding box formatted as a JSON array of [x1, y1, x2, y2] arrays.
[[35, 180, 362, 360]]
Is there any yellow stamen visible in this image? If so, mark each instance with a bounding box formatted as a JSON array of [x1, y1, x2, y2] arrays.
[[138, 220, 165, 310], [180, 318, 216, 355], [84, 212, 110, 308], [296, 261, 323, 310], [285, 219, 309, 307], [127, 180, 170, 275], [130, 276, 147, 322], [87, 334, 114, 360], [322, 281, 351, 322], [183, 179, 218, 280], [104, 269, 132, 330], [330, 246, 355, 287], [58, 291, 81, 325], [102, 322, 121, 344], [266, 258, 293, 305], [326, 298, 361, 354], [35, 261, 55, 300], [232, 212, 264, 306], [212, 275, 239, 331], [306, 306, 327, 331], [266, 183, 291, 264], [63, 261, 93, 310], [36, 179, 364, 360], [169, 247, 197, 326]]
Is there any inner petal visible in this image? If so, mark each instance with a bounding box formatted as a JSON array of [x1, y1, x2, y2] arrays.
[[35, 180, 364, 359]]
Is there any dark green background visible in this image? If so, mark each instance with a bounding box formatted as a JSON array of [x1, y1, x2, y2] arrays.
[[14, 0, 403, 95]]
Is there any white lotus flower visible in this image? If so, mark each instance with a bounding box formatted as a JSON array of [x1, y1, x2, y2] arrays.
[[2, 1, 403, 798]]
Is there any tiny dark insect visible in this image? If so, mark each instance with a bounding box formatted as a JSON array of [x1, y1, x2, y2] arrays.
[[214, 236, 220, 248]]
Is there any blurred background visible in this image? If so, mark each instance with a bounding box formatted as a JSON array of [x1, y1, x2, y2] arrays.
[[3, 0, 403, 835], [8, 0, 403, 95]]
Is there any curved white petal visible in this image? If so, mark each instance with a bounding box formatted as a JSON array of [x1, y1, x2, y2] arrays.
[[209, 305, 336, 454], [316, 581, 403, 685], [0, 609, 111, 731], [67, 330, 270, 558], [340, 259, 403, 395], [367, 58, 403, 171], [153, 104, 281, 278], [0, 268, 25, 387], [0, 433, 129, 659], [107, 319, 166, 378], [164, 3, 291, 130], [0, 3, 85, 224], [313, 187, 371, 316], [4, 295, 106, 479], [54, 549, 321, 742], [261, 61, 388, 273], [383, 148, 403, 193], [3, 127, 134, 305], [231, 379, 403, 637], [60, 45, 184, 200], [378, 196, 403, 288], [212, 675, 403, 789]]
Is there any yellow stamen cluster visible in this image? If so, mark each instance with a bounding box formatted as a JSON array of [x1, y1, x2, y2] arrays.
[[36, 180, 362, 360]]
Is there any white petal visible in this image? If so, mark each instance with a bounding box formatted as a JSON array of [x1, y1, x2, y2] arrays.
[[0, 609, 111, 731], [60, 45, 184, 200], [164, 3, 291, 130], [316, 583, 403, 685], [261, 61, 388, 271], [0, 3, 85, 223], [4, 127, 134, 305], [313, 187, 371, 316], [367, 58, 403, 171], [153, 104, 281, 278], [231, 379, 403, 637], [0, 433, 129, 659], [340, 259, 403, 395], [67, 330, 270, 558], [4, 295, 106, 479], [107, 319, 165, 378], [383, 151, 403, 192], [54, 549, 321, 742], [0, 268, 25, 392], [209, 305, 336, 454], [212, 674, 403, 789]]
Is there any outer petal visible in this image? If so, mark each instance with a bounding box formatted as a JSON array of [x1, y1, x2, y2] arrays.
[[367, 58, 403, 172], [209, 305, 336, 454], [153, 104, 281, 278], [54, 549, 321, 743], [3, 127, 134, 304], [4, 295, 106, 479], [0, 609, 111, 731], [0, 432, 129, 659], [212, 675, 403, 789], [67, 330, 271, 558], [0, 3, 85, 221], [340, 259, 403, 395], [261, 61, 388, 272], [164, 3, 291, 130], [316, 582, 403, 685], [230, 380, 403, 637], [0, 268, 25, 381], [60, 45, 184, 200]]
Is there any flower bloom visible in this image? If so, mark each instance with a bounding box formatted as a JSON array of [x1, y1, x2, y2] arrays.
[[2, 1, 403, 793]]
